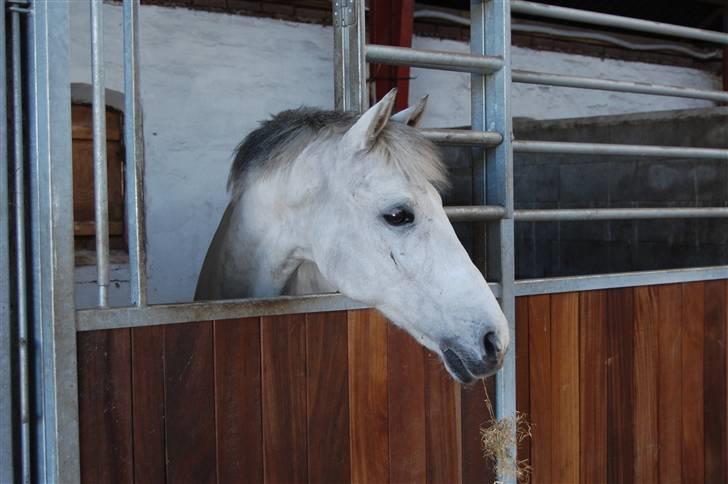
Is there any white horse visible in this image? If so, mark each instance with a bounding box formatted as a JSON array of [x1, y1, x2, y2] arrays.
[[195, 90, 509, 383]]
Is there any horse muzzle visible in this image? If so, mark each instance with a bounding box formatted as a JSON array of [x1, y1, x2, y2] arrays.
[[441, 331, 507, 383]]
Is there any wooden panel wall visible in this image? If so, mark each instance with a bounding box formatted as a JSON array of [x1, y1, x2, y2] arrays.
[[78, 280, 728, 483], [78, 309, 496, 483], [517, 281, 728, 484]]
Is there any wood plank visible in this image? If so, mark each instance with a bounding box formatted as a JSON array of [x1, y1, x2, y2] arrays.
[[528, 294, 551, 484], [306, 311, 351, 483], [78, 329, 133, 484], [681, 282, 704, 484], [515, 296, 531, 469], [461, 377, 497, 484], [261, 314, 308, 483], [388, 326, 426, 483], [550, 292, 580, 484], [634, 286, 659, 484], [704, 280, 727, 483], [164, 322, 217, 483], [424, 348, 462, 484], [579, 290, 608, 484], [72, 139, 125, 226], [348, 309, 389, 483], [657, 284, 683, 484], [131, 326, 166, 484], [72, 104, 123, 140], [74, 221, 124, 237], [213, 318, 263, 483], [606, 287, 635, 484]]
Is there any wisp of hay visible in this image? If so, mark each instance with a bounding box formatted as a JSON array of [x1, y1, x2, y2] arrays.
[[480, 381, 532, 483]]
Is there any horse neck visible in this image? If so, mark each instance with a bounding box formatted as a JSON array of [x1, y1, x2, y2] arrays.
[[197, 181, 306, 300]]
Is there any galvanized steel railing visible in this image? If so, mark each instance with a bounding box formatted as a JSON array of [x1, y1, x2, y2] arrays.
[[5, 0, 728, 482]]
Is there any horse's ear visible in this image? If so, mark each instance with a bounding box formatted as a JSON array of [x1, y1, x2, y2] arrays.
[[390, 95, 428, 128], [343, 88, 397, 152]]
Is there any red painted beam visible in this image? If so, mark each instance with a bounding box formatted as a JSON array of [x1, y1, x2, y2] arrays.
[[370, 0, 414, 110]]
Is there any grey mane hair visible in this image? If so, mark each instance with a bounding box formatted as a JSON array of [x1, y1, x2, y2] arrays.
[[227, 107, 448, 200]]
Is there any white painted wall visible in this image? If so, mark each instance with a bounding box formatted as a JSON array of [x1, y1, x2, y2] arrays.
[[70, 3, 720, 307]]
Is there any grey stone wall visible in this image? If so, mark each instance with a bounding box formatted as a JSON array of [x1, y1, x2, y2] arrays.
[[440, 106, 728, 278]]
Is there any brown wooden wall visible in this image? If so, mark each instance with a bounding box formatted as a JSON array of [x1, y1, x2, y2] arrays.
[[78, 310, 496, 483], [516, 281, 728, 484], [78, 281, 728, 483]]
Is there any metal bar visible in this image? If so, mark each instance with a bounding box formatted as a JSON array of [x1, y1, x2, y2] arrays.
[[515, 265, 728, 296], [77, 281, 500, 331], [512, 69, 728, 103], [515, 207, 728, 222], [511, 0, 728, 45], [333, 0, 366, 111], [27, 1, 80, 480], [0, 1, 14, 481], [445, 205, 506, 221], [123, 0, 147, 306], [78, 294, 367, 331], [88, 2, 111, 306], [366, 44, 504, 74], [473, 0, 517, 481], [420, 128, 503, 146], [91, 0, 110, 307], [11, 9, 30, 483], [513, 140, 728, 159]]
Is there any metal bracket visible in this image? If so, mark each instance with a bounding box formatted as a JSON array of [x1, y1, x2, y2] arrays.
[[7, 0, 31, 14], [334, 0, 355, 27]]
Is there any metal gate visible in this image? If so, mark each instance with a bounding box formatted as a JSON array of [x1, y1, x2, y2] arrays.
[[2, 0, 728, 482]]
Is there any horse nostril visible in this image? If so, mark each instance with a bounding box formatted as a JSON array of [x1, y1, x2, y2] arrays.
[[483, 331, 501, 361]]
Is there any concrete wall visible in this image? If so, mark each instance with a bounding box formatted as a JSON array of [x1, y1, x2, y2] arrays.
[[512, 107, 728, 278], [70, 3, 721, 307]]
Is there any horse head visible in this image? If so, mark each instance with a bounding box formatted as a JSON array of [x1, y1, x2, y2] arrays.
[[307, 90, 509, 382]]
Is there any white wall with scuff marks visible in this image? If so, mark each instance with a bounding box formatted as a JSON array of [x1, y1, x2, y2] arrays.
[[70, 3, 720, 307]]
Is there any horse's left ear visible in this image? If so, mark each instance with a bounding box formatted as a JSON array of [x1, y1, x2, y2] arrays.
[[343, 88, 397, 152], [390, 95, 428, 128]]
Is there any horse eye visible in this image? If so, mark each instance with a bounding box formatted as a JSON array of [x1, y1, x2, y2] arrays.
[[382, 208, 414, 226]]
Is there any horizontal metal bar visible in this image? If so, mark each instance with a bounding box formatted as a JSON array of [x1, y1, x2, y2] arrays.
[[513, 141, 728, 160], [511, 0, 728, 45], [76, 282, 501, 330], [77, 294, 367, 331], [420, 128, 503, 146], [512, 69, 728, 102], [366, 44, 503, 74], [445, 205, 506, 221], [515, 265, 728, 296], [515, 207, 728, 222]]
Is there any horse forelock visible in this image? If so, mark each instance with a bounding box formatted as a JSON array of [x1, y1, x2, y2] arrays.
[[227, 107, 448, 200]]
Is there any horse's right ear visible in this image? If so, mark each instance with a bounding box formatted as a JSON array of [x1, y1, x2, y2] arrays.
[[342, 89, 397, 152], [390, 95, 428, 128]]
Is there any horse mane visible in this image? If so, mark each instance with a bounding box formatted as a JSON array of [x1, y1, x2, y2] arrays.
[[227, 107, 448, 199]]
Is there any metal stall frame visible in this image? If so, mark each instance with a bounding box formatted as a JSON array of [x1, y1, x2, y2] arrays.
[[7, 0, 728, 481], [0, 0, 12, 481], [25, 1, 79, 482]]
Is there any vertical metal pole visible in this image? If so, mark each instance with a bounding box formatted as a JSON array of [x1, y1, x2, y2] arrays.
[[11, 8, 31, 483], [332, 0, 367, 111], [472, 1, 516, 482], [0, 1, 15, 482], [27, 0, 80, 481], [123, 0, 148, 306], [91, 0, 110, 307]]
